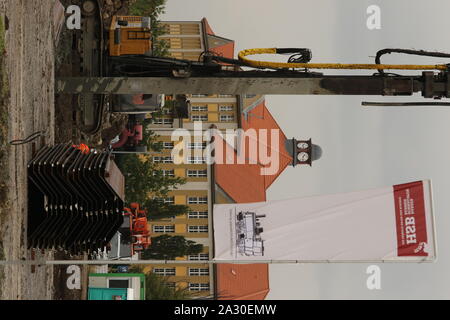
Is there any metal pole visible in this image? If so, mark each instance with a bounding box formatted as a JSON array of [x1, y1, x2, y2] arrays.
[[0, 260, 297, 266], [362, 101, 450, 107], [55, 76, 423, 96], [0, 259, 433, 266]]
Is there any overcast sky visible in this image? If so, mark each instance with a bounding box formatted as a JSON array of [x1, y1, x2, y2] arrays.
[[162, 0, 450, 299]]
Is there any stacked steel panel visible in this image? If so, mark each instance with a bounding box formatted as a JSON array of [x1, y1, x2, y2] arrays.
[[27, 144, 125, 255]]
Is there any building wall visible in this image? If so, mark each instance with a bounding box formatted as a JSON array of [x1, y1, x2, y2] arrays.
[[145, 20, 241, 298], [149, 95, 239, 131], [159, 21, 205, 61]]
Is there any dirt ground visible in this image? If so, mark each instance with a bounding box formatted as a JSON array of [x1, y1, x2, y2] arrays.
[[0, 0, 56, 300], [0, 0, 132, 300]]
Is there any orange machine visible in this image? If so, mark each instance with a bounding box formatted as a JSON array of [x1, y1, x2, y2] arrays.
[[109, 15, 153, 56], [123, 203, 151, 255]]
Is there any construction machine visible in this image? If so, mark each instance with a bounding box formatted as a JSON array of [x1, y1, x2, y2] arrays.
[[107, 202, 151, 260], [74, 0, 190, 139], [61, 1, 450, 125], [63, 1, 450, 101], [125, 203, 151, 256], [110, 114, 147, 153]]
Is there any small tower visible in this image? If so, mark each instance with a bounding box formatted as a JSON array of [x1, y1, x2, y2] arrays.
[[285, 138, 323, 167]]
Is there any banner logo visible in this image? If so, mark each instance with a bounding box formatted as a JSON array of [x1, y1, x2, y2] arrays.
[[393, 181, 428, 256]]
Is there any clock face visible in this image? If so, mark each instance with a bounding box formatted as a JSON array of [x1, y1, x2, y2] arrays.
[[297, 142, 309, 150], [298, 152, 309, 162]]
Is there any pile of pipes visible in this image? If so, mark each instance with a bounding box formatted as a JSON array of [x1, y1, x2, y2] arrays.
[[27, 144, 125, 255]]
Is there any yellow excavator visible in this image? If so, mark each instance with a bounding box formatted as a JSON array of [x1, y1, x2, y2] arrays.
[[76, 0, 189, 136]]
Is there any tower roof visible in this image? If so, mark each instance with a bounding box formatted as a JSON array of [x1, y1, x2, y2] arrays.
[[201, 18, 235, 59], [214, 98, 293, 203]]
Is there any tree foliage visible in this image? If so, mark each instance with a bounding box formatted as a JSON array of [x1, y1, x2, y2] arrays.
[[144, 273, 192, 300], [127, 265, 192, 300], [143, 198, 190, 220], [118, 154, 186, 204], [116, 128, 186, 204], [129, 0, 170, 57], [142, 235, 203, 260]]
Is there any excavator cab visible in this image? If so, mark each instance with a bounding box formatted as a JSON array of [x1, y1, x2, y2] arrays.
[[109, 15, 153, 56]]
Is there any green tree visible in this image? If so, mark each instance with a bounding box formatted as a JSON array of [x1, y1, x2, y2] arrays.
[[143, 198, 190, 220], [129, 0, 167, 17], [127, 265, 192, 300], [145, 273, 191, 300], [142, 235, 203, 260], [116, 127, 186, 204], [118, 154, 186, 204], [129, 0, 170, 57]]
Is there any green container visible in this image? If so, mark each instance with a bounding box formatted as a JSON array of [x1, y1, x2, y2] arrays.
[[88, 288, 128, 300]]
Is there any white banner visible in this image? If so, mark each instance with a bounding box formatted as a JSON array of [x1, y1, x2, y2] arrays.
[[213, 181, 436, 262]]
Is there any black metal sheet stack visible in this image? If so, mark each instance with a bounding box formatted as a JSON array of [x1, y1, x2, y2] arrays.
[[27, 144, 125, 255]]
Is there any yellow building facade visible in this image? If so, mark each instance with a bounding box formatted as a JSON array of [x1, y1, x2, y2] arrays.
[[143, 20, 259, 298]]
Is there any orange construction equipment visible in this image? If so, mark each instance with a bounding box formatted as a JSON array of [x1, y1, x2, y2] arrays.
[[109, 16, 152, 56], [123, 203, 151, 255], [72, 143, 91, 154]]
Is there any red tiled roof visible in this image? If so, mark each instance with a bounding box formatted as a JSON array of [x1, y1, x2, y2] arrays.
[[202, 18, 235, 60], [241, 101, 293, 190], [209, 41, 235, 60], [215, 154, 267, 203], [215, 100, 292, 202], [216, 264, 270, 300], [201, 17, 215, 35]]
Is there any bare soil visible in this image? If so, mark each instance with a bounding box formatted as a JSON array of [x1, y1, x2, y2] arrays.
[[0, 0, 132, 300], [0, 0, 56, 300]]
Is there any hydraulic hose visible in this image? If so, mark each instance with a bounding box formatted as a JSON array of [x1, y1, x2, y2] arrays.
[[238, 48, 448, 71]]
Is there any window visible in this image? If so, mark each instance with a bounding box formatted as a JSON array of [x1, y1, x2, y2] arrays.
[[245, 94, 257, 98], [218, 94, 233, 98], [153, 118, 174, 125], [191, 94, 208, 97], [165, 282, 176, 289], [188, 211, 208, 219], [153, 225, 175, 233], [154, 197, 175, 204], [191, 115, 208, 122], [163, 142, 174, 149], [153, 156, 174, 164], [164, 170, 175, 177], [191, 105, 208, 112], [187, 170, 207, 178], [188, 142, 207, 150], [188, 197, 208, 204], [187, 157, 206, 164], [108, 279, 129, 289], [219, 105, 234, 112], [189, 283, 210, 292], [162, 108, 173, 115], [188, 225, 209, 233], [188, 253, 209, 261], [220, 115, 234, 122], [188, 268, 210, 276], [153, 170, 175, 177], [153, 268, 176, 276]]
